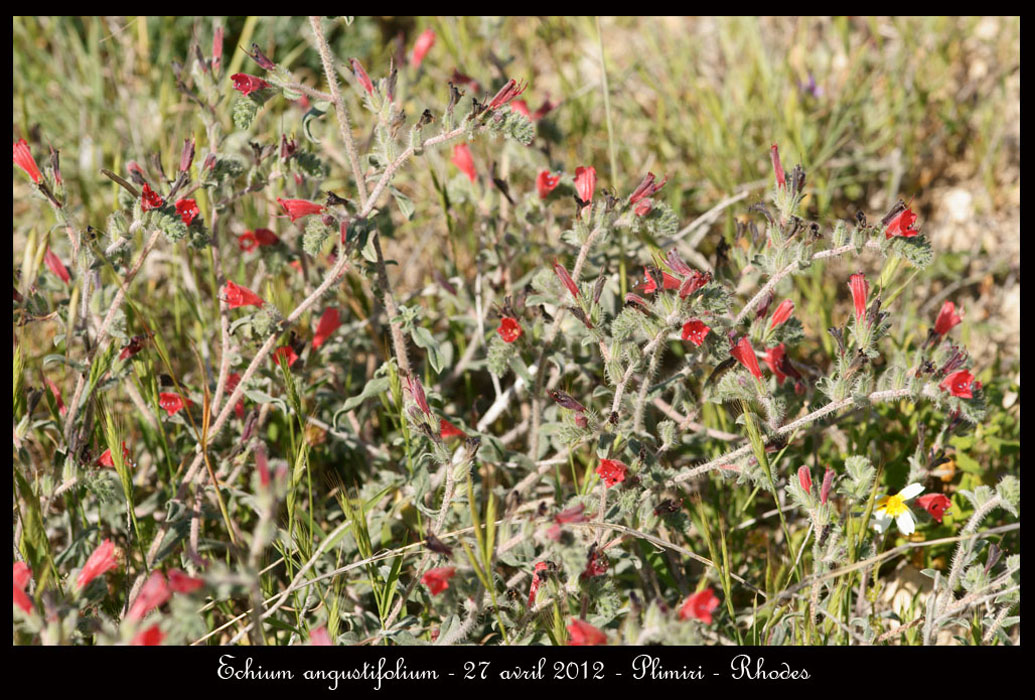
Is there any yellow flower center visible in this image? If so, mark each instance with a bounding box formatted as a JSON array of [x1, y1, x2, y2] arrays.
[[878, 493, 908, 517]]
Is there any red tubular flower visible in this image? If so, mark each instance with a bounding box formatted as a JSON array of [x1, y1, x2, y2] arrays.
[[798, 466, 813, 495], [820, 468, 835, 505], [567, 618, 607, 646], [226, 372, 245, 419], [678, 587, 720, 624], [848, 273, 869, 322], [511, 100, 531, 118], [487, 78, 527, 111], [309, 626, 332, 646], [769, 299, 794, 329], [77, 539, 118, 589], [168, 569, 205, 594], [230, 73, 271, 96], [528, 561, 549, 607], [628, 172, 668, 205], [596, 459, 627, 488], [764, 344, 789, 384], [410, 28, 436, 69], [131, 624, 165, 646], [128, 571, 171, 620], [312, 308, 341, 349], [97, 441, 130, 468], [223, 281, 264, 309], [212, 27, 224, 74], [46, 377, 67, 416], [13, 139, 43, 183], [273, 346, 299, 368], [140, 183, 164, 211], [277, 197, 324, 222], [451, 143, 476, 182], [730, 336, 763, 380], [405, 375, 431, 416], [44, 249, 70, 285], [681, 319, 711, 347], [639, 266, 682, 294], [237, 232, 258, 252], [421, 566, 455, 596], [939, 369, 975, 398], [885, 207, 920, 239], [175, 198, 199, 226], [119, 335, 147, 362], [440, 418, 465, 439], [497, 316, 523, 343], [349, 58, 374, 95], [14, 561, 33, 614], [553, 260, 580, 300], [770, 144, 786, 189], [158, 392, 188, 416], [933, 300, 963, 337], [537, 170, 560, 199], [574, 166, 596, 208], [916, 493, 952, 523]]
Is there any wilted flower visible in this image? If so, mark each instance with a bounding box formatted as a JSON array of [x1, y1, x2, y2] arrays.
[[405, 375, 431, 416], [421, 566, 455, 596], [230, 73, 271, 96], [681, 319, 711, 347], [678, 270, 711, 299], [596, 459, 627, 488], [678, 587, 720, 624], [486, 78, 527, 111], [939, 369, 975, 398], [872, 483, 925, 535], [567, 618, 606, 646], [497, 316, 522, 343], [628, 172, 668, 205], [451, 143, 476, 182], [46, 377, 67, 416], [77, 539, 118, 589], [553, 260, 580, 299], [528, 561, 549, 607], [223, 281, 264, 309], [549, 390, 586, 413], [13, 139, 43, 183], [410, 28, 436, 69], [536, 170, 560, 199]]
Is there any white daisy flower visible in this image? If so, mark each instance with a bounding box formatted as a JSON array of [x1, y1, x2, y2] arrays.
[[872, 483, 925, 535]]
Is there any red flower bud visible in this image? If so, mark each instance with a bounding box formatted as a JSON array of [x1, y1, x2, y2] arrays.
[[848, 273, 869, 323], [769, 299, 794, 329], [730, 336, 763, 380], [44, 249, 70, 285], [820, 468, 835, 504], [179, 137, 196, 173], [349, 58, 374, 96], [77, 539, 118, 589], [798, 466, 813, 495], [553, 260, 580, 300], [410, 29, 436, 69], [770, 143, 786, 189], [127, 571, 170, 621]]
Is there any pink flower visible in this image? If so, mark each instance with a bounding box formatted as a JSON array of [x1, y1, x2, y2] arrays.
[[528, 561, 549, 607], [798, 466, 813, 495], [309, 626, 332, 646], [277, 197, 324, 222], [511, 100, 531, 118], [273, 346, 299, 368], [497, 316, 523, 343], [131, 624, 165, 645], [678, 587, 720, 624], [730, 336, 763, 380], [421, 566, 455, 595], [77, 539, 118, 589], [596, 459, 627, 488], [553, 260, 580, 299], [848, 273, 869, 322], [140, 182, 164, 211], [410, 28, 436, 69], [933, 301, 963, 337], [312, 308, 341, 349], [885, 207, 920, 239], [939, 369, 975, 399], [97, 441, 130, 468], [628, 172, 668, 205], [681, 319, 711, 346], [349, 58, 374, 95], [158, 392, 188, 416], [14, 562, 33, 614], [46, 377, 67, 416], [223, 281, 264, 309], [567, 618, 607, 646], [634, 200, 652, 217], [405, 375, 431, 416], [574, 166, 596, 209], [916, 493, 952, 523], [769, 144, 786, 189], [175, 198, 199, 226], [440, 419, 465, 439], [44, 249, 70, 285], [537, 170, 560, 199], [820, 468, 835, 505], [212, 27, 224, 73], [230, 73, 271, 96], [769, 299, 794, 329], [451, 143, 476, 182], [128, 571, 171, 620], [13, 139, 43, 183], [168, 569, 205, 594]]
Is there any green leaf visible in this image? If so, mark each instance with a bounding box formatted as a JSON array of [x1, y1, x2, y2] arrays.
[[302, 101, 330, 144], [389, 186, 415, 220], [340, 376, 392, 413], [410, 326, 443, 374]]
